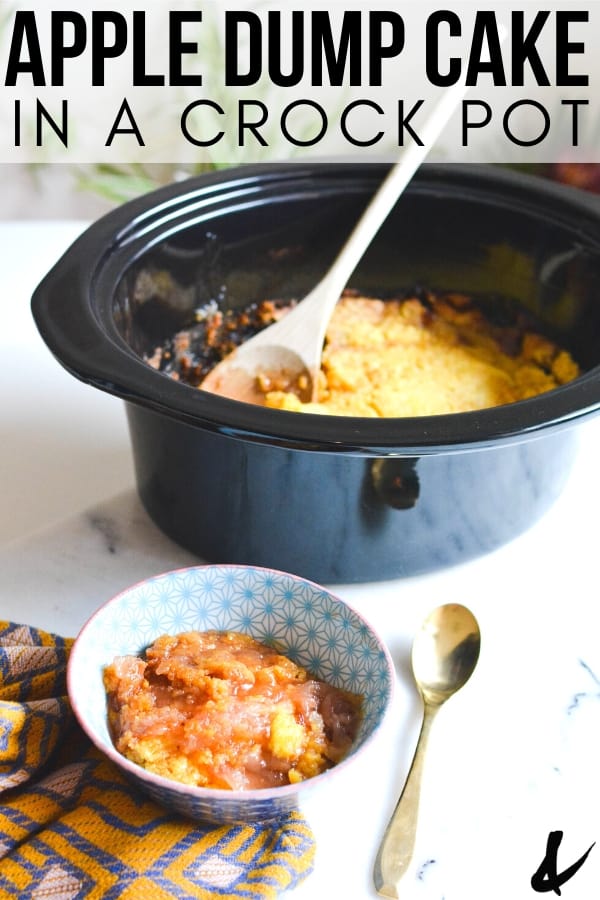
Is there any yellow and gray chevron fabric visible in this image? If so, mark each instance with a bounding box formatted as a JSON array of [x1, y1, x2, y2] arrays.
[[0, 621, 315, 899]]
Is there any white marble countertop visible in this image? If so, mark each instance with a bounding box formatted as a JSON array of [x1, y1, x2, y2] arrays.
[[1, 220, 599, 899]]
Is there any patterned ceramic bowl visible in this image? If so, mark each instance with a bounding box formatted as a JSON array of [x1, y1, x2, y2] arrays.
[[68, 564, 394, 824]]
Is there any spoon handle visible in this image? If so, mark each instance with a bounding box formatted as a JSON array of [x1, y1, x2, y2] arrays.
[[373, 703, 438, 898], [323, 81, 469, 304], [304, 81, 469, 359]]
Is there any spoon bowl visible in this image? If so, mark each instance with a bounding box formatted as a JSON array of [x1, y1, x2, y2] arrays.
[[374, 603, 481, 898], [412, 603, 482, 705]]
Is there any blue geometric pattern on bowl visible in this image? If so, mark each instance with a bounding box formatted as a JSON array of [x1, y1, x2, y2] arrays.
[[68, 564, 394, 824]]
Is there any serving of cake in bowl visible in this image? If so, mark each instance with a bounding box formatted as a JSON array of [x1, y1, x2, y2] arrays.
[[68, 564, 394, 824], [103, 627, 363, 793]]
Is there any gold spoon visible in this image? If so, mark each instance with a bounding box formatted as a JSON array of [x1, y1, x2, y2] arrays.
[[373, 603, 481, 898]]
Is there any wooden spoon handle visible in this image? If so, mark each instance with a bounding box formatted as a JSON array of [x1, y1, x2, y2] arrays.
[[325, 80, 469, 303], [303, 81, 470, 369]]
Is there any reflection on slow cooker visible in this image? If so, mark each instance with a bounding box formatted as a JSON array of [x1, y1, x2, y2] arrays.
[[371, 458, 420, 510]]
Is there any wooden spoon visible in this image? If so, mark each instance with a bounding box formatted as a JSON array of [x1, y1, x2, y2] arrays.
[[201, 82, 467, 405]]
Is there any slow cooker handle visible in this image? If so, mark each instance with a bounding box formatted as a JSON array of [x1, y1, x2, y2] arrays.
[[371, 458, 420, 510]]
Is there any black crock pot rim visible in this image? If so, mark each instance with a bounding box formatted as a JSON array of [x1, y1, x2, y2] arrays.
[[31, 161, 600, 456]]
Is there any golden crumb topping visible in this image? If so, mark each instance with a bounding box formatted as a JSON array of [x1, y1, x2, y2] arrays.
[[263, 293, 580, 417]]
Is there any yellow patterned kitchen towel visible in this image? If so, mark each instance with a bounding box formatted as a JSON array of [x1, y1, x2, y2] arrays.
[[0, 621, 315, 899]]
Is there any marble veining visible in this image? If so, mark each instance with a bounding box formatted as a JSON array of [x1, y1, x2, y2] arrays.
[[567, 659, 600, 714], [416, 858, 437, 881], [87, 512, 121, 555]]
